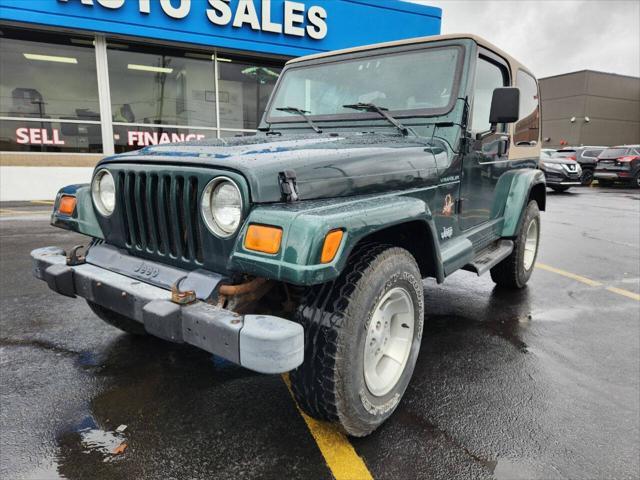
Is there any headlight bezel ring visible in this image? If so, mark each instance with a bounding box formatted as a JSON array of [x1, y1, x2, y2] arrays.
[[91, 169, 116, 217], [201, 176, 243, 238]]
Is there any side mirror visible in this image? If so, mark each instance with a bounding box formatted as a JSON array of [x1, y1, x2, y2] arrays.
[[489, 87, 520, 125]]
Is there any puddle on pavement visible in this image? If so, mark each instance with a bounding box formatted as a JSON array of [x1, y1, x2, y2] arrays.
[[57, 415, 128, 461], [77, 426, 125, 458]]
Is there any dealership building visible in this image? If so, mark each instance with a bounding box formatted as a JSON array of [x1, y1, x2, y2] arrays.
[[539, 70, 640, 148], [0, 0, 441, 200]]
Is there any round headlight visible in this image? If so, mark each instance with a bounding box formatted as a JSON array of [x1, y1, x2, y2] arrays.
[[92, 169, 115, 216], [201, 177, 242, 237]]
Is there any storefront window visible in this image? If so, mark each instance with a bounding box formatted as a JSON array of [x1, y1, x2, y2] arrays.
[[108, 44, 217, 128], [0, 29, 284, 154], [0, 28, 101, 152], [113, 124, 217, 154], [218, 57, 281, 130], [0, 119, 103, 153]]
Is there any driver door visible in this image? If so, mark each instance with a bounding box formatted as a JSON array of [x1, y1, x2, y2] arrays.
[[459, 54, 511, 230]]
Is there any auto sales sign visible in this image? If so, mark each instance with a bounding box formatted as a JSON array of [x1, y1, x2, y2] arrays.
[[58, 0, 328, 40]]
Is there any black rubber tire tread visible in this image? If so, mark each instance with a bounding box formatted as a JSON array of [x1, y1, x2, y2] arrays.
[[86, 300, 148, 335], [289, 243, 389, 422], [580, 169, 594, 186], [289, 244, 424, 437], [490, 200, 540, 289]]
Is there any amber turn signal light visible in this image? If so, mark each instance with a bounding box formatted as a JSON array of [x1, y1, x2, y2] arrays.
[[244, 224, 283, 254], [58, 195, 77, 216], [321, 229, 344, 264]]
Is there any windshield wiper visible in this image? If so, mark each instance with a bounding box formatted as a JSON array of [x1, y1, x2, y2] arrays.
[[275, 107, 322, 134], [342, 102, 416, 137]]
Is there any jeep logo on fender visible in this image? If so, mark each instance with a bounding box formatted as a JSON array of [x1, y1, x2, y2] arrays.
[[133, 262, 159, 278]]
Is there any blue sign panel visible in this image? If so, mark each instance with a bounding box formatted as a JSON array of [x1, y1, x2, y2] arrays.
[[0, 0, 441, 57]]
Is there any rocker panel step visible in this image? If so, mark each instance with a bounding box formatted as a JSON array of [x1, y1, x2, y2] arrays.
[[463, 240, 514, 276]]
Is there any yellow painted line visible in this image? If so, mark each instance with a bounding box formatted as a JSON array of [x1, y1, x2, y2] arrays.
[[536, 263, 603, 287], [606, 286, 640, 302], [0, 209, 52, 216], [537, 262, 639, 302], [30, 200, 55, 205], [282, 374, 373, 480]]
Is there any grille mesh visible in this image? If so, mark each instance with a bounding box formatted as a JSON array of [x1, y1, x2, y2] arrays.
[[117, 171, 203, 264]]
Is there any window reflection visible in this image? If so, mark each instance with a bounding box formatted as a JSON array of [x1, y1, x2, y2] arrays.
[[218, 58, 281, 130], [113, 125, 216, 154], [108, 44, 217, 128], [0, 119, 102, 153], [514, 70, 540, 146], [0, 29, 100, 121]]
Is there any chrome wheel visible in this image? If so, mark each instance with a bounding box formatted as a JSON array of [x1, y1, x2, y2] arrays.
[[363, 287, 415, 397], [523, 218, 539, 271]]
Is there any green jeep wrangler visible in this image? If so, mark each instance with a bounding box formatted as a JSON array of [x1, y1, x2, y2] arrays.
[[32, 34, 545, 436]]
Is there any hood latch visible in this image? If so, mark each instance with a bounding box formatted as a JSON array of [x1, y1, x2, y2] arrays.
[[278, 170, 299, 202]]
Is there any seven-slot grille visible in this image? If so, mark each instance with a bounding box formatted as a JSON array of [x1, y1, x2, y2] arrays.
[[117, 171, 204, 264]]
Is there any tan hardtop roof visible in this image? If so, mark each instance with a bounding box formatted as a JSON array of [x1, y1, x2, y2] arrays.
[[286, 33, 532, 76]]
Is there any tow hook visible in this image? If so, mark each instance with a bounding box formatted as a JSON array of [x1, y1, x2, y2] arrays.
[[66, 245, 86, 266], [171, 278, 197, 305]]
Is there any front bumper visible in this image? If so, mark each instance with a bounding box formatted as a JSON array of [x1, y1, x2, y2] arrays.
[[543, 170, 581, 186], [31, 246, 303, 374], [594, 171, 629, 180]]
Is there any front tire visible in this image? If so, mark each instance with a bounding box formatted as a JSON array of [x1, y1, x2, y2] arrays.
[[580, 169, 594, 186], [290, 246, 424, 437], [86, 300, 148, 335], [490, 200, 540, 289]]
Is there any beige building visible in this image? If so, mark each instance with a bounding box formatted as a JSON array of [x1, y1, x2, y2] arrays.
[[539, 70, 640, 148]]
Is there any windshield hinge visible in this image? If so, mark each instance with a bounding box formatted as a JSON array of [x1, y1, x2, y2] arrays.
[[278, 170, 299, 202]]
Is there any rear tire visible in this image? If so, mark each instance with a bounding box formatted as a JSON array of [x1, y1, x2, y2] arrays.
[[491, 200, 540, 289], [289, 245, 424, 437], [86, 300, 147, 335]]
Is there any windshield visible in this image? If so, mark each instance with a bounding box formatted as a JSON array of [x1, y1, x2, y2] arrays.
[[267, 46, 461, 121]]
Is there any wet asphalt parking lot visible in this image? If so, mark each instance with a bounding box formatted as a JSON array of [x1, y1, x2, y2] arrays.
[[1, 186, 639, 480]]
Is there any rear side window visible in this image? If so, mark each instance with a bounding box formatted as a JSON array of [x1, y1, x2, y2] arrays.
[[514, 70, 539, 146], [599, 148, 630, 158], [553, 151, 576, 159], [582, 149, 603, 158]]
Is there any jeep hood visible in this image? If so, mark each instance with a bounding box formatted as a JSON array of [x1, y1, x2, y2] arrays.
[[98, 133, 444, 203]]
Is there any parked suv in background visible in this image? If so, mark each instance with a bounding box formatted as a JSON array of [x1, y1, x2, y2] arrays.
[[595, 145, 640, 188], [540, 152, 582, 192], [555, 146, 606, 185]]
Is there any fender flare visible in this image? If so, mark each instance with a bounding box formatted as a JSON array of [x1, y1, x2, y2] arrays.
[[492, 169, 546, 238], [229, 194, 441, 285], [51, 184, 104, 239]]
